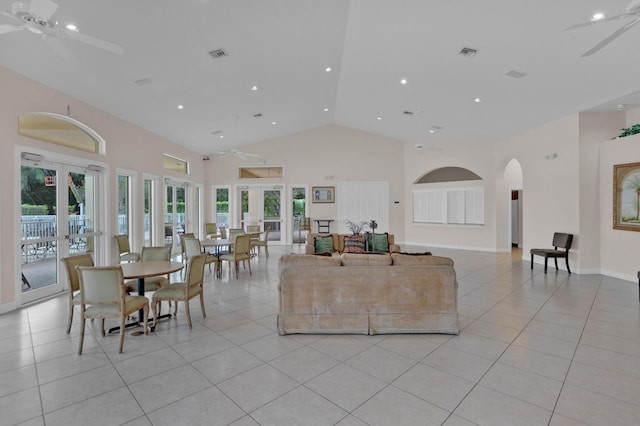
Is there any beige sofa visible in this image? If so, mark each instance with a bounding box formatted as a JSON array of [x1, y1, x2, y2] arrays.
[[305, 232, 400, 255], [277, 252, 459, 335]]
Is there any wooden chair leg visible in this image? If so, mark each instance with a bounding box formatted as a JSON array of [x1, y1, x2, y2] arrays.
[[185, 300, 192, 328], [78, 317, 86, 355], [565, 257, 571, 274], [118, 317, 126, 353], [544, 257, 548, 273], [554, 257, 559, 271], [67, 303, 74, 334]]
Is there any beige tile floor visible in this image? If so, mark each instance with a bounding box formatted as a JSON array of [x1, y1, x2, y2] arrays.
[[2, 245, 639, 426]]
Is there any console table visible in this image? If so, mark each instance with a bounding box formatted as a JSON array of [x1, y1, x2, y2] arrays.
[[314, 219, 334, 234]]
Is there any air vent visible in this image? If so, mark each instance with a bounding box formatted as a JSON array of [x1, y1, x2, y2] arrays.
[[458, 47, 478, 57], [134, 78, 152, 86], [403, 111, 414, 115], [253, 113, 262, 118], [505, 70, 527, 79], [209, 49, 228, 59], [432, 125, 443, 130], [211, 130, 223, 135]]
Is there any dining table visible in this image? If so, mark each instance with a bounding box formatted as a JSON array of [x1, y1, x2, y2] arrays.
[[108, 260, 184, 334], [200, 239, 234, 277]]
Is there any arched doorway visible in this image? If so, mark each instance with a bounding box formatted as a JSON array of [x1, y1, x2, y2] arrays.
[[504, 159, 523, 251]]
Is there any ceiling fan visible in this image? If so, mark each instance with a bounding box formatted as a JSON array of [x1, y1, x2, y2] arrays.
[[217, 148, 259, 160], [564, 0, 640, 57], [0, 0, 123, 54]]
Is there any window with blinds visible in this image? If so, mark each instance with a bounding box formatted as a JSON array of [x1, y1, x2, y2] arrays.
[[413, 187, 484, 225]]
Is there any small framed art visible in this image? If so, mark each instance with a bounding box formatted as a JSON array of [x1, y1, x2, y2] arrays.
[[312, 186, 335, 203], [613, 162, 640, 231]]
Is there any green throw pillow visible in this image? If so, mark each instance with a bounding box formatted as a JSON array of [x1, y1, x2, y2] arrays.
[[314, 236, 334, 254], [367, 233, 389, 253]]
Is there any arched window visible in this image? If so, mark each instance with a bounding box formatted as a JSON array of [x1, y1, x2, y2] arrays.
[[18, 112, 105, 154]]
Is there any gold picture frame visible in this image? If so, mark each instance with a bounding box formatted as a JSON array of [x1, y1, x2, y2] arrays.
[[312, 186, 335, 203], [613, 162, 640, 231]]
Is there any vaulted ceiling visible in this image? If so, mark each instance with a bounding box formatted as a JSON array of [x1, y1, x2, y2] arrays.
[[2, 0, 639, 155]]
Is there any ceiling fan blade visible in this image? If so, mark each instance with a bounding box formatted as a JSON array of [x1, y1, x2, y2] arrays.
[[564, 12, 634, 31], [65, 30, 124, 54], [29, 0, 58, 21], [0, 24, 23, 34], [581, 17, 640, 56]]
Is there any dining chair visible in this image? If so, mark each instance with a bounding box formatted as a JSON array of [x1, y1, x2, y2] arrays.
[[183, 237, 218, 275], [220, 234, 252, 278], [115, 234, 140, 263], [227, 228, 245, 253], [124, 246, 172, 294], [61, 253, 94, 334], [151, 254, 207, 329], [205, 223, 219, 239], [76, 265, 149, 354], [530, 232, 574, 274], [178, 232, 195, 267], [250, 229, 270, 258], [246, 225, 260, 233]]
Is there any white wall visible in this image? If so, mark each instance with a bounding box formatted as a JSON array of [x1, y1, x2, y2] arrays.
[[599, 132, 640, 281], [204, 125, 406, 240], [402, 140, 498, 251]]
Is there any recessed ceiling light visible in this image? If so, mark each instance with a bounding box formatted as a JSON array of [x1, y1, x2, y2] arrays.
[[400, 79, 408, 85], [591, 12, 605, 21], [325, 67, 332, 72], [474, 98, 481, 103], [324, 108, 329, 112], [377, 117, 382, 121], [66, 24, 78, 31], [251, 85, 258, 91], [272, 121, 277, 125], [220, 135, 224, 139], [177, 104, 184, 110], [429, 130, 435, 133]]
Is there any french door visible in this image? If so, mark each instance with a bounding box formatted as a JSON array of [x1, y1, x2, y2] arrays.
[[237, 185, 284, 244], [20, 161, 100, 304], [165, 182, 188, 254]]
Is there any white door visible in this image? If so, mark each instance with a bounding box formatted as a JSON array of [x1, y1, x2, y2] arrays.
[[20, 162, 101, 304]]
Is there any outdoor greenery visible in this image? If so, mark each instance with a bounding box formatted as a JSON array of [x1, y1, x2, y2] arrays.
[[21, 166, 84, 215]]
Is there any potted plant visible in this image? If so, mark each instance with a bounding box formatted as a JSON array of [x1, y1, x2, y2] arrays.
[[616, 124, 640, 139], [344, 220, 368, 235]]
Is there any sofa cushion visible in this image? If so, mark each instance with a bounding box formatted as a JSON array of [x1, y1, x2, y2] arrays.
[[391, 253, 453, 266], [314, 235, 334, 254], [341, 252, 392, 266], [367, 233, 390, 253], [279, 254, 342, 269], [343, 235, 366, 253]]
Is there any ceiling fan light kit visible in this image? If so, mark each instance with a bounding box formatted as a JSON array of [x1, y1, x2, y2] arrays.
[[0, 0, 124, 54]]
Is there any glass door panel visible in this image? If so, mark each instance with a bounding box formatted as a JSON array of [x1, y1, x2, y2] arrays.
[[291, 186, 308, 244], [263, 189, 282, 243], [164, 183, 188, 254], [237, 186, 284, 244], [21, 165, 59, 301], [67, 169, 98, 256]]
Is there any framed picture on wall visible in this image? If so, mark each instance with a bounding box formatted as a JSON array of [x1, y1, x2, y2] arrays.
[[312, 186, 335, 203], [613, 162, 640, 231]]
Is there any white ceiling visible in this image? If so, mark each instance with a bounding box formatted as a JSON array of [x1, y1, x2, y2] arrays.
[[2, 0, 640, 155]]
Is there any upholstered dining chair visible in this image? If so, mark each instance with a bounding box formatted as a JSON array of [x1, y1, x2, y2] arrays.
[[76, 265, 149, 354], [530, 232, 574, 274], [115, 234, 140, 263], [61, 253, 94, 334], [178, 232, 195, 267], [151, 254, 206, 329], [124, 246, 171, 292], [183, 237, 218, 275], [250, 229, 270, 258], [205, 223, 219, 239], [220, 234, 252, 278]]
